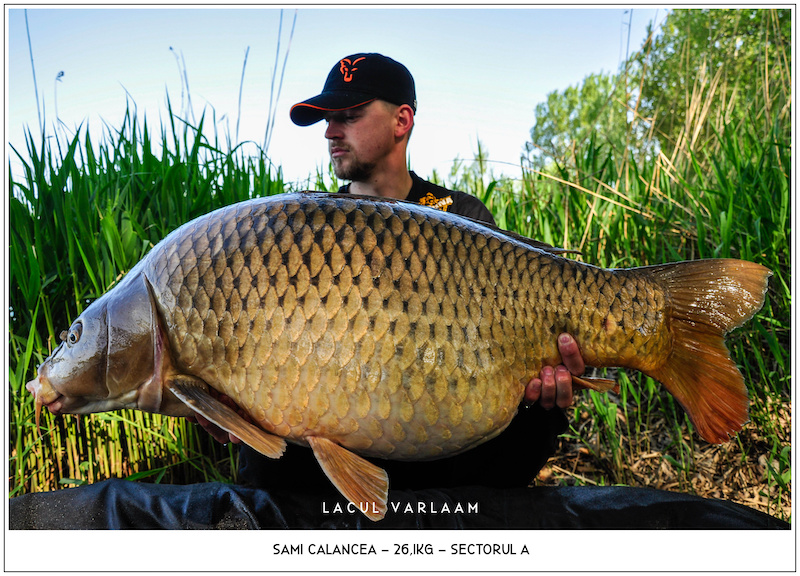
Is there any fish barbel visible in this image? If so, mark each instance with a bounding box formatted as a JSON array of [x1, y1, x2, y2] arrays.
[[26, 192, 771, 520]]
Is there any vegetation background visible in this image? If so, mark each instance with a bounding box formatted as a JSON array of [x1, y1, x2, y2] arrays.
[[8, 9, 792, 521]]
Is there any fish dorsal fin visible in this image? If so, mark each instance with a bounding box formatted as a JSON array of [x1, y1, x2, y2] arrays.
[[167, 376, 286, 459], [480, 224, 575, 255], [307, 436, 389, 521]]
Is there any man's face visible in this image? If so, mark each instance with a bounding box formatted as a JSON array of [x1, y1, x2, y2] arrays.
[[324, 101, 397, 181]]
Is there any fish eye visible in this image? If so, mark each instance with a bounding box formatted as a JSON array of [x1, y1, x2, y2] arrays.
[[67, 323, 83, 346]]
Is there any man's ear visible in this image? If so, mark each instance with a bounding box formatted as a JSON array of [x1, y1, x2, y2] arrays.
[[394, 104, 414, 139]]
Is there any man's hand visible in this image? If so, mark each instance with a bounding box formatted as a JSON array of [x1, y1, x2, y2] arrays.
[[524, 333, 585, 410]]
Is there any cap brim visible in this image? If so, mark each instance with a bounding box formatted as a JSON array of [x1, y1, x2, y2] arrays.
[[290, 92, 376, 126]]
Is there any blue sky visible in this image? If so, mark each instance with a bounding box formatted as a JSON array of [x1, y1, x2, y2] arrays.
[[7, 6, 664, 187]]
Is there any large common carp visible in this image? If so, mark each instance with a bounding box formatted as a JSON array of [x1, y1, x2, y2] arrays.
[[27, 192, 770, 520]]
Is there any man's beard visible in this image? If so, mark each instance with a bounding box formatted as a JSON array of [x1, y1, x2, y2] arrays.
[[332, 153, 375, 182]]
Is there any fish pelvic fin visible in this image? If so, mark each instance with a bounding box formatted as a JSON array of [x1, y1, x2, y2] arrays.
[[645, 259, 771, 444], [308, 436, 389, 521], [167, 376, 286, 458]]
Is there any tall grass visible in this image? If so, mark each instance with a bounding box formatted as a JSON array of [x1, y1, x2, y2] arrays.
[[9, 21, 790, 522], [8, 105, 286, 496], [438, 37, 790, 519]]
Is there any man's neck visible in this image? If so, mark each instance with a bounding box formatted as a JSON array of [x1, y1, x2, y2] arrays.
[[348, 169, 413, 200]]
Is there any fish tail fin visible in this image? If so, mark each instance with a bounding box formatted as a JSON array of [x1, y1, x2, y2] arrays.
[[645, 259, 771, 443]]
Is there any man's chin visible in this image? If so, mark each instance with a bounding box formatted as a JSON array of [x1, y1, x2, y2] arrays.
[[331, 163, 348, 180], [333, 162, 373, 182]]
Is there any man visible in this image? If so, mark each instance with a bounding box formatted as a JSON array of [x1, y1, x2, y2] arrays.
[[290, 53, 583, 412], [206, 53, 586, 491]]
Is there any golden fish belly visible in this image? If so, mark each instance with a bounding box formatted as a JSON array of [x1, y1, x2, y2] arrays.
[[143, 194, 669, 461]]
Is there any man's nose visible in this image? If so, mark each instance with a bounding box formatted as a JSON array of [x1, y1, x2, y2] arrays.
[[325, 121, 342, 140]]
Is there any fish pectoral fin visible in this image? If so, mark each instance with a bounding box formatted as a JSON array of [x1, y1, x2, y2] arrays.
[[307, 436, 389, 522], [572, 375, 620, 394], [167, 376, 286, 459]]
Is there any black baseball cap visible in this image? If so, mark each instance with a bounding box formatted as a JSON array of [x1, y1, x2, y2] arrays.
[[290, 53, 417, 126]]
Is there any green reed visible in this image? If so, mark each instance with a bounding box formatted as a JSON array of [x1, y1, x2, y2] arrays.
[[8, 102, 284, 496], [447, 46, 789, 518], [11, 95, 789, 514], [9, 32, 790, 523]]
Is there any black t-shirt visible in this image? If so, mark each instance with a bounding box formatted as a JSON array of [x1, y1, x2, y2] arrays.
[[338, 171, 496, 225], [238, 175, 567, 490]]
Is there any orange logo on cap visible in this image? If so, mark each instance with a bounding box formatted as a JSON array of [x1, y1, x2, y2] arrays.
[[339, 57, 366, 83]]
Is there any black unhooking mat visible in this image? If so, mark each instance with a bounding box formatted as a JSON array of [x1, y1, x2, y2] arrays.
[[9, 479, 788, 529]]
